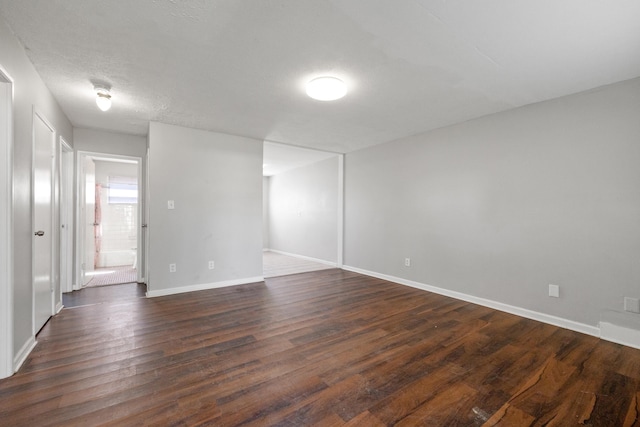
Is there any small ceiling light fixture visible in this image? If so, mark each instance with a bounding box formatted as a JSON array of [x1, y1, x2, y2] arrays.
[[94, 84, 112, 111], [306, 76, 347, 101]]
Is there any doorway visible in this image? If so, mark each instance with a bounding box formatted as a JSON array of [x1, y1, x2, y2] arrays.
[[76, 152, 142, 289], [262, 141, 344, 278]]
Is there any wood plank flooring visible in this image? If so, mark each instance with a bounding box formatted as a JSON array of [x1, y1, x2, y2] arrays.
[[62, 282, 145, 308], [1, 269, 639, 426]]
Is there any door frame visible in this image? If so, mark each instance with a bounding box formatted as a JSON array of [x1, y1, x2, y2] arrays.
[[31, 108, 56, 335], [0, 66, 14, 379], [337, 154, 344, 268], [58, 138, 73, 294], [75, 151, 143, 288], [144, 147, 150, 285], [77, 153, 96, 288]]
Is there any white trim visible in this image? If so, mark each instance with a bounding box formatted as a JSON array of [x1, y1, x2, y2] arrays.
[[0, 66, 14, 379], [13, 336, 36, 373], [336, 154, 344, 268], [146, 276, 264, 298], [144, 146, 150, 287], [268, 249, 337, 267], [599, 322, 640, 350], [55, 301, 63, 314], [58, 138, 73, 293], [342, 265, 601, 338], [136, 154, 143, 283], [599, 311, 640, 349], [73, 151, 84, 290]]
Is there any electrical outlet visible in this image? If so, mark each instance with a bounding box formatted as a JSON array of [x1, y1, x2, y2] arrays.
[[404, 258, 411, 267], [208, 260, 215, 270], [168, 200, 175, 209], [548, 284, 559, 298], [624, 297, 640, 313], [169, 263, 176, 273]]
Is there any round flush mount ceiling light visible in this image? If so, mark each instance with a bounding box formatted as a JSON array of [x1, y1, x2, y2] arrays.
[[306, 76, 347, 101], [94, 84, 112, 111]]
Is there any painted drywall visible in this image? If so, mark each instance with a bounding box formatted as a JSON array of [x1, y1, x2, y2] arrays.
[[345, 77, 640, 329], [147, 122, 263, 294], [268, 156, 338, 263], [0, 17, 73, 370], [73, 128, 147, 158], [262, 177, 269, 249]]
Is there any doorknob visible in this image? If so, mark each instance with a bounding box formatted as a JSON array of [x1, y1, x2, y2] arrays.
[[93, 223, 99, 226], [34, 231, 45, 236], [141, 224, 148, 228]]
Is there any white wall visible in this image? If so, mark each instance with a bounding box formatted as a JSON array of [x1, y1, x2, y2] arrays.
[[345, 77, 640, 331], [0, 17, 73, 373], [73, 128, 147, 158], [268, 157, 339, 263], [147, 122, 263, 296]]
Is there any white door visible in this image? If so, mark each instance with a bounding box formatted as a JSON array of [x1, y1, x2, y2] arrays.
[[33, 111, 55, 334], [81, 156, 96, 286]]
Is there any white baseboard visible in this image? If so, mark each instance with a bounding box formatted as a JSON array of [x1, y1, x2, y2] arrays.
[[267, 249, 337, 267], [599, 322, 640, 349], [342, 265, 601, 338], [146, 276, 265, 298], [599, 310, 640, 349], [55, 301, 63, 314], [13, 335, 36, 373]]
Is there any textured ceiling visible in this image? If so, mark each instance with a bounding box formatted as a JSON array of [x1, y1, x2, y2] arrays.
[[1, 1, 639, 154]]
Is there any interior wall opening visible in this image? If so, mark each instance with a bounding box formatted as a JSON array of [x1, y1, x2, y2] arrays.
[[74, 152, 142, 290], [262, 141, 343, 278]]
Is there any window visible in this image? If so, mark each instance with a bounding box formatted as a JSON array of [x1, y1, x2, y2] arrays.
[[108, 176, 138, 204]]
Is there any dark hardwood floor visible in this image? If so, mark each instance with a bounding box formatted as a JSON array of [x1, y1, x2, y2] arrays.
[[1, 269, 639, 426]]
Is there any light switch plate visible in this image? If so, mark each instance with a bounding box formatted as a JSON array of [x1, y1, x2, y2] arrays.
[[548, 284, 560, 298], [168, 200, 175, 209]]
